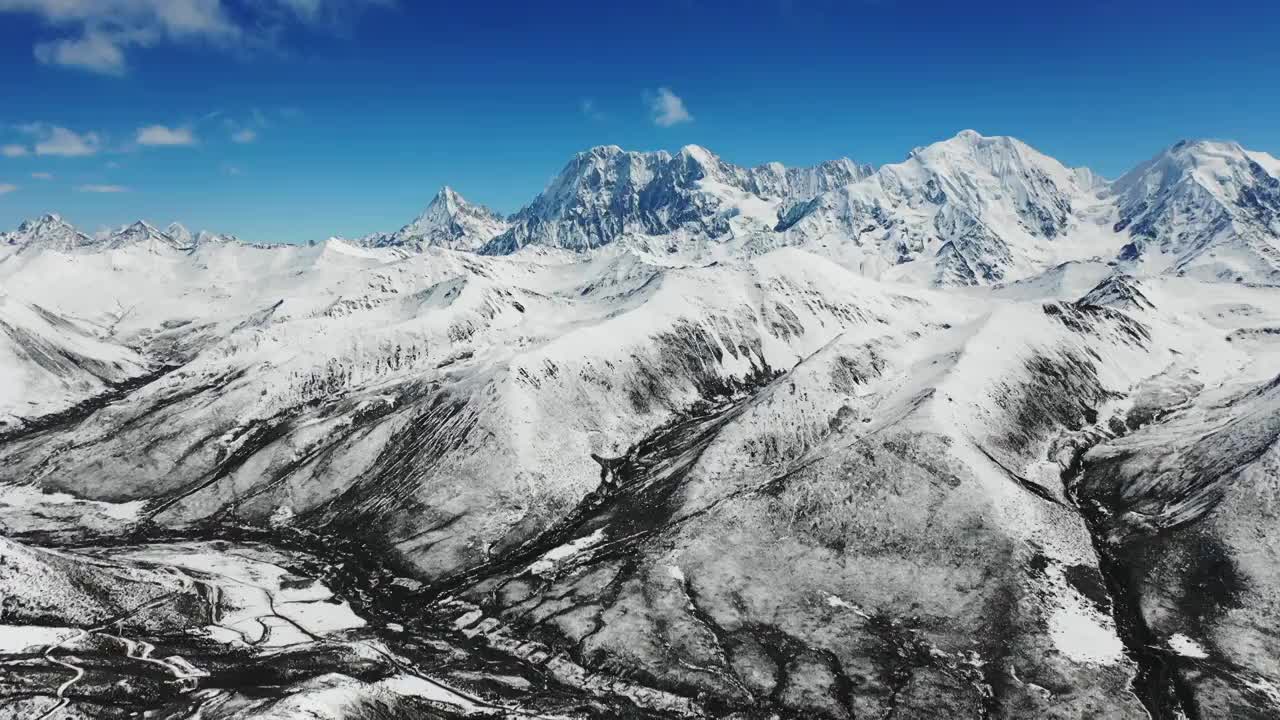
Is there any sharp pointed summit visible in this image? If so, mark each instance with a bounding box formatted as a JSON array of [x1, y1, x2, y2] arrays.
[[104, 220, 192, 252], [352, 186, 509, 252]]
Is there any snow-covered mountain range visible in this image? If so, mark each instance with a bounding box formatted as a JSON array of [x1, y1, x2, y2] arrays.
[[2, 130, 1280, 719], [11, 130, 1278, 287]]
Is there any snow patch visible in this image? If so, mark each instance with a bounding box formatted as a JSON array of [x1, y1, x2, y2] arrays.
[[528, 528, 606, 577], [1048, 601, 1125, 665], [0, 483, 146, 521], [1167, 632, 1209, 659]]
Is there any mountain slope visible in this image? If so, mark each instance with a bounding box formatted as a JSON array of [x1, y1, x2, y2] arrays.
[[0, 294, 151, 435]]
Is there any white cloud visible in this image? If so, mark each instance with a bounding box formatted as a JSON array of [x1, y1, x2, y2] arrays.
[[0, 0, 393, 75], [31, 171, 54, 179], [35, 31, 127, 75], [137, 124, 198, 146], [0, 183, 17, 194], [77, 184, 129, 193], [648, 87, 693, 127], [231, 128, 257, 143], [1, 144, 28, 157], [25, 125, 101, 156]]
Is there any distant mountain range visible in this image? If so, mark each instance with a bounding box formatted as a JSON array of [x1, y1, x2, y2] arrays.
[[5, 131, 1279, 286]]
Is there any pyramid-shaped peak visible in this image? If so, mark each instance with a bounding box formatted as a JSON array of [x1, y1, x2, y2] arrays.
[[431, 185, 465, 207]]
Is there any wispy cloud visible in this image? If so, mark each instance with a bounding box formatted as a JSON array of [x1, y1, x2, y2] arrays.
[[231, 128, 257, 144], [35, 30, 128, 75], [0, 183, 17, 194], [0, 0, 394, 75], [1, 144, 28, 157], [647, 87, 693, 127], [31, 171, 54, 179], [77, 184, 129, 193], [580, 98, 605, 121], [137, 124, 198, 146], [19, 124, 102, 156]]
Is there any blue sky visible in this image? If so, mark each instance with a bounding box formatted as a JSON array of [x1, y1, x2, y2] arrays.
[[1, 0, 1277, 244]]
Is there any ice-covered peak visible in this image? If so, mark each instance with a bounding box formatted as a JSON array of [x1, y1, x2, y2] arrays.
[[908, 129, 994, 157], [1112, 138, 1280, 282], [777, 132, 1105, 286], [194, 230, 239, 246], [105, 220, 191, 252], [1114, 139, 1257, 198], [482, 141, 881, 255], [887, 131, 1087, 237], [166, 222, 194, 247], [430, 186, 465, 212], [2, 213, 94, 252], [18, 213, 69, 233], [677, 144, 716, 164], [908, 130, 1052, 173], [352, 185, 508, 252], [581, 144, 625, 159]]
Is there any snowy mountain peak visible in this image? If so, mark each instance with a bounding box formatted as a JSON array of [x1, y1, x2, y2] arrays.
[[777, 131, 1105, 286], [1112, 139, 1280, 282], [480, 143, 880, 255], [351, 185, 509, 252], [582, 144, 625, 159], [677, 144, 716, 165], [432, 185, 464, 209], [1, 213, 94, 252], [911, 128, 987, 154], [166, 222, 194, 247], [105, 220, 192, 252]]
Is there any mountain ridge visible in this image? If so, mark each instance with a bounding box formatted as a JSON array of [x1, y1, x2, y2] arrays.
[[4, 131, 1279, 287]]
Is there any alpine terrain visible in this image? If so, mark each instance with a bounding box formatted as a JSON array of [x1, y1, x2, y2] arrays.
[[2, 130, 1280, 719]]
